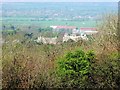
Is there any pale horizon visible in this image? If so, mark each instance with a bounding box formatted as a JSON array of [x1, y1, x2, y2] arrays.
[[2, 0, 119, 2]]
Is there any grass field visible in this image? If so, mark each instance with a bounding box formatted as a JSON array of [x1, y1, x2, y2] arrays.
[[2, 17, 99, 28]]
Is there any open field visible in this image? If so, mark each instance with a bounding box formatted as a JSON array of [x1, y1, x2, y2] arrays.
[[2, 20, 98, 27]]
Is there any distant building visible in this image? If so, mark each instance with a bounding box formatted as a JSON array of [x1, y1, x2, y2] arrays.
[[63, 33, 88, 42], [56, 26, 76, 30], [50, 25, 76, 33], [72, 29, 80, 34], [35, 27, 98, 44], [35, 32, 88, 45], [35, 36, 57, 44], [50, 26, 57, 29], [80, 27, 98, 35], [50, 25, 76, 30]]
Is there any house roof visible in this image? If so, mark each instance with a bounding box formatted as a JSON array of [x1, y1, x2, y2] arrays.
[[56, 26, 76, 29], [80, 27, 96, 31]]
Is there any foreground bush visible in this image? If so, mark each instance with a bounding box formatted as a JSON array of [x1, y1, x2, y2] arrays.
[[56, 49, 95, 88]]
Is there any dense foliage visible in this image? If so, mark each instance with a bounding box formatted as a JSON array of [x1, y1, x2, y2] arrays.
[[56, 49, 95, 88], [2, 14, 120, 89]]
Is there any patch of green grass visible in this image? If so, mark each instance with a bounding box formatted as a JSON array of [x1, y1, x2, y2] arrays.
[[3, 20, 99, 28]]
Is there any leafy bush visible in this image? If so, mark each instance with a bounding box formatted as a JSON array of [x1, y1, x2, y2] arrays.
[[56, 49, 95, 88]]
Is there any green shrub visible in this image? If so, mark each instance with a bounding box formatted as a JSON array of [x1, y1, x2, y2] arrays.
[[56, 49, 95, 88]]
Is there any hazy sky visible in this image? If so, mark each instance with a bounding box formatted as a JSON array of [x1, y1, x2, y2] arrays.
[[2, 0, 120, 2]]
